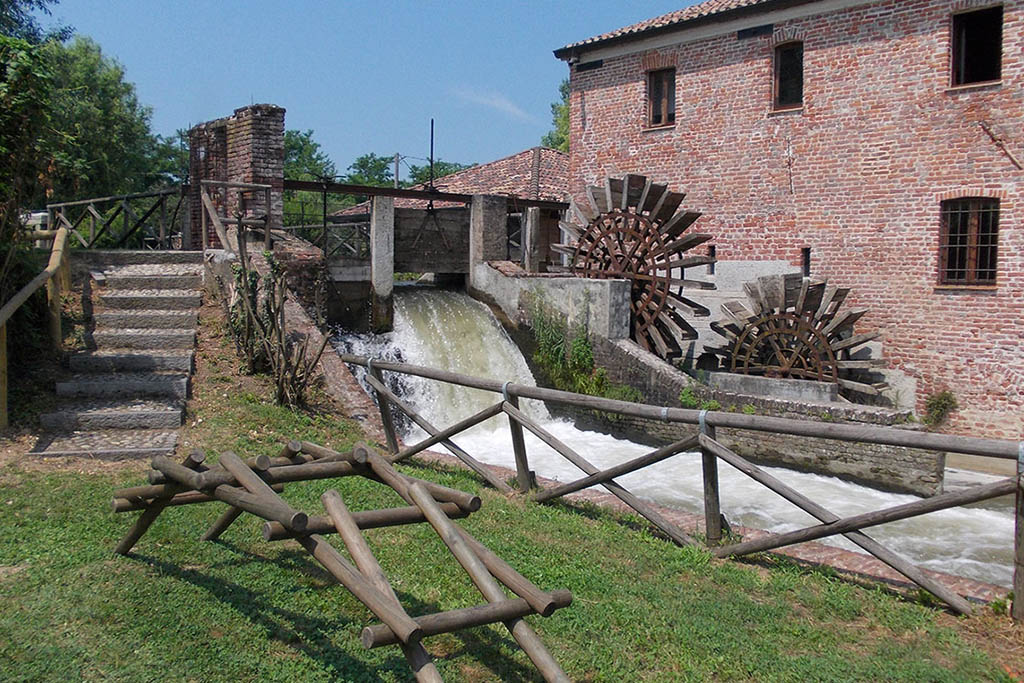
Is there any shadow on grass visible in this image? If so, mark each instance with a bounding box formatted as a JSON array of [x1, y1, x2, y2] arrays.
[[134, 540, 548, 682]]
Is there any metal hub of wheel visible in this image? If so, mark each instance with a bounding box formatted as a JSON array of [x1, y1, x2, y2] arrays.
[[555, 174, 716, 360], [709, 273, 888, 397]]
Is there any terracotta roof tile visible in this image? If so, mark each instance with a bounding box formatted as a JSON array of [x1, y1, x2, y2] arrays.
[[556, 0, 780, 55]]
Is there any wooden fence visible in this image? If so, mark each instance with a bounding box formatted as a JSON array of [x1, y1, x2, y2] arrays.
[[339, 353, 1024, 621], [48, 188, 184, 250], [111, 441, 572, 682], [199, 180, 272, 251], [0, 228, 71, 428]]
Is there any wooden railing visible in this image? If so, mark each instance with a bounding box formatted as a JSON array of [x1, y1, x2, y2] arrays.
[[199, 180, 272, 252], [339, 353, 1024, 620], [48, 188, 184, 250], [0, 227, 71, 428]]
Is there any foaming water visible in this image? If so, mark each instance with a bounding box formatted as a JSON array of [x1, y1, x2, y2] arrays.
[[335, 288, 1014, 587]]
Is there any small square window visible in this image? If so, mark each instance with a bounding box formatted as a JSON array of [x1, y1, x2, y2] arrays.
[[951, 6, 1002, 85], [774, 42, 803, 109], [648, 68, 675, 127], [939, 198, 999, 285]]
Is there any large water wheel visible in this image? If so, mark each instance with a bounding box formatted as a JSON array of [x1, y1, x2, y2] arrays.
[[553, 174, 716, 360], [706, 273, 887, 397]]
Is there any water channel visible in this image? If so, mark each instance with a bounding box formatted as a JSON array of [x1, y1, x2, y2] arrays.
[[334, 287, 1015, 588]]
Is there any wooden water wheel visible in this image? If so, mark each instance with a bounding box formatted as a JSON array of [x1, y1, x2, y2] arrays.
[[553, 174, 716, 360], [707, 273, 888, 397]]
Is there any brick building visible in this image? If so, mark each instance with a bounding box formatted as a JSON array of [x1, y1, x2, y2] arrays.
[[555, 0, 1022, 439]]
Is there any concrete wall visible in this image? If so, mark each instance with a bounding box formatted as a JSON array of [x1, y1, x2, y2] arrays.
[[566, 0, 1024, 439]]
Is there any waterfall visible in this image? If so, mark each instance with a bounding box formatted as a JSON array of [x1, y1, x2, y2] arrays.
[[335, 288, 1015, 588]]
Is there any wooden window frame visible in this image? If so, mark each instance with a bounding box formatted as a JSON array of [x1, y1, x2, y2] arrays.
[[773, 41, 804, 110], [938, 197, 999, 286], [951, 5, 1003, 87], [647, 68, 676, 128]]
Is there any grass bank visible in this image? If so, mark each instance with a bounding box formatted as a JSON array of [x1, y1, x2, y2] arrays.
[[0, 301, 1018, 681]]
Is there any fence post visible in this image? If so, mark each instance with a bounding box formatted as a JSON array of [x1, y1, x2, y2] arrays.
[[504, 386, 532, 491], [201, 189, 209, 250], [46, 268, 62, 355], [699, 410, 722, 546], [369, 362, 399, 454], [1013, 444, 1023, 621], [0, 324, 7, 430]]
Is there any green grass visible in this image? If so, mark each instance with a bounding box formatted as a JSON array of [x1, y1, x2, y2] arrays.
[[0, 308, 1010, 682]]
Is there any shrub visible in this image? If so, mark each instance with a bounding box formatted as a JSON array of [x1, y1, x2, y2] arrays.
[[923, 390, 958, 427]]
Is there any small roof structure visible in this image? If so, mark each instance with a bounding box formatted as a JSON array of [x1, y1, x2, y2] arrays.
[[336, 146, 567, 216], [554, 0, 791, 58]]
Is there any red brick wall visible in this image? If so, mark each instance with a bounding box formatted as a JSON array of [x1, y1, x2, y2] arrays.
[[569, 0, 1023, 439]]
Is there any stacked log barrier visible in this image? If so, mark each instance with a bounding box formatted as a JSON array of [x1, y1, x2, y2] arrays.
[[109, 440, 571, 681]]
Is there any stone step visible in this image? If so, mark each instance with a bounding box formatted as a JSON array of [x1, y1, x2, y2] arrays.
[[93, 328, 195, 350], [103, 273, 203, 290], [99, 289, 202, 310], [80, 250, 204, 266], [70, 349, 193, 372], [94, 310, 198, 329], [31, 429, 178, 459], [40, 398, 184, 430], [56, 372, 189, 399]]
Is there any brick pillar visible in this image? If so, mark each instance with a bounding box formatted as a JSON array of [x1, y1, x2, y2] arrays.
[[469, 194, 508, 289], [370, 196, 394, 332]]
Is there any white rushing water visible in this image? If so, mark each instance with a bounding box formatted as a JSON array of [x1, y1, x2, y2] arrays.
[[335, 288, 1015, 587]]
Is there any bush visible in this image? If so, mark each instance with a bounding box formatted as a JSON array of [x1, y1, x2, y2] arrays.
[[923, 390, 958, 427]]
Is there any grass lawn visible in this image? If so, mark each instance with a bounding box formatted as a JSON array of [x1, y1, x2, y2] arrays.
[[0, 301, 1019, 681]]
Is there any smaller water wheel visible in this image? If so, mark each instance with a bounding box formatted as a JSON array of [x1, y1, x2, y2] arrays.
[[707, 273, 888, 397], [553, 174, 716, 360]]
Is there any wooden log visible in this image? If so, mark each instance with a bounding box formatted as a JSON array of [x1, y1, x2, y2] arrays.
[[112, 484, 286, 512], [389, 401, 505, 464], [218, 451, 308, 532], [701, 422, 722, 546], [407, 483, 568, 682], [279, 440, 304, 461], [115, 451, 205, 555], [299, 440, 362, 463], [365, 373, 513, 493], [264, 502, 470, 541], [362, 590, 574, 648], [201, 507, 245, 542], [321, 491, 443, 680], [0, 324, 6, 430], [533, 434, 699, 503], [504, 402, 696, 547], [297, 534, 423, 645], [714, 476, 1020, 559], [699, 435, 973, 615], [149, 457, 362, 488], [363, 449, 553, 615], [506, 396, 532, 491], [336, 355, 1019, 461], [368, 365, 399, 453]]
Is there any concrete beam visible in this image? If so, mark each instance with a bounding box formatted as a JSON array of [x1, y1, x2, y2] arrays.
[[469, 194, 508, 289], [370, 196, 394, 332]]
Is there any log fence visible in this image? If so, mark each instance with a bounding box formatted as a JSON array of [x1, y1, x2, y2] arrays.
[[199, 180, 272, 252], [0, 226, 71, 429], [48, 188, 184, 250], [110, 441, 571, 682], [339, 353, 1024, 621]]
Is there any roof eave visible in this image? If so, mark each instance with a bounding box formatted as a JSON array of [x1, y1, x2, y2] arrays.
[[553, 0, 814, 61]]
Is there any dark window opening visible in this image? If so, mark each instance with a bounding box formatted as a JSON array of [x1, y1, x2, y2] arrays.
[[648, 68, 675, 127], [801, 247, 811, 276], [952, 6, 1002, 85], [939, 197, 999, 285], [707, 245, 716, 275], [774, 41, 803, 109]]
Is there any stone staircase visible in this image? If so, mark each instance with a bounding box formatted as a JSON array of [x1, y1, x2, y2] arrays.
[[33, 251, 204, 458]]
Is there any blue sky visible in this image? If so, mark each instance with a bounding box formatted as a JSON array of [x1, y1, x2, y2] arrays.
[[42, 1, 693, 181]]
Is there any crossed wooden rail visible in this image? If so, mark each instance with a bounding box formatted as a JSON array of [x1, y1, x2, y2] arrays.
[[344, 354, 1024, 621], [111, 441, 572, 682]]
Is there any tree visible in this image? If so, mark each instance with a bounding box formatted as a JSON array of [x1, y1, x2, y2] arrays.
[[343, 153, 394, 187], [0, 0, 70, 43], [404, 160, 475, 187], [30, 36, 166, 204], [541, 79, 569, 153], [284, 128, 336, 181]]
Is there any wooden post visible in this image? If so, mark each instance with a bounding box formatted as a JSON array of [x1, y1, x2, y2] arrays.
[[182, 195, 192, 250], [701, 417, 722, 546], [201, 190, 208, 250], [46, 268, 61, 354], [0, 324, 7, 430], [159, 194, 167, 249], [506, 394, 532, 491], [1013, 451, 1023, 621], [115, 451, 205, 555], [368, 364, 399, 454]]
